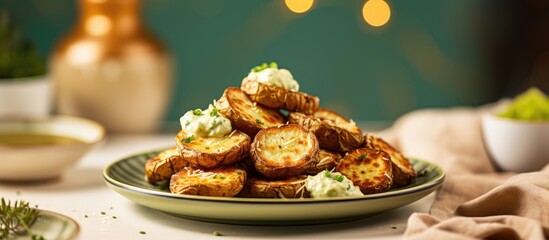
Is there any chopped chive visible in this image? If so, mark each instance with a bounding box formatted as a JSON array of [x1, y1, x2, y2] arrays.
[[324, 170, 331, 178], [213, 231, 223, 236], [358, 153, 368, 161], [255, 119, 264, 124], [210, 106, 219, 117], [112, 216, 117, 219], [182, 135, 195, 143], [193, 109, 203, 116], [334, 175, 344, 182], [185, 121, 190, 127], [101, 211, 106, 215], [139, 231, 146, 235]]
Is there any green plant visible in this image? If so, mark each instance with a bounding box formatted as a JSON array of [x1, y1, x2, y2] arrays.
[[0, 11, 46, 80], [0, 197, 43, 239]]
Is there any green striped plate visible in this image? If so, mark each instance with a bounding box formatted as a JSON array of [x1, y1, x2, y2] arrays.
[[103, 149, 444, 225]]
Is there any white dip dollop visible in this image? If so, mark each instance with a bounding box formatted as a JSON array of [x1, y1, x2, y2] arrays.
[[179, 102, 232, 138], [305, 170, 364, 198], [246, 62, 300, 92]]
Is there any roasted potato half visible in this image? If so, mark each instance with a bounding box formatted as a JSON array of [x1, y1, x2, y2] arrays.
[[215, 87, 286, 137], [288, 109, 363, 153], [364, 134, 415, 186], [238, 175, 309, 198], [170, 166, 247, 197], [304, 149, 342, 175], [175, 129, 251, 169], [336, 148, 393, 194], [251, 124, 319, 180], [145, 147, 191, 184], [241, 77, 319, 115]]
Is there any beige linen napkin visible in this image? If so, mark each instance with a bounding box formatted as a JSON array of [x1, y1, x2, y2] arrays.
[[382, 108, 549, 240]]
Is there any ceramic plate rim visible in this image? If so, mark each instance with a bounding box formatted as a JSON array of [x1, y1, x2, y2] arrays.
[[103, 148, 445, 204]]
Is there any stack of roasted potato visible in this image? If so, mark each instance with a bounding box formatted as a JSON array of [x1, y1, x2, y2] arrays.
[[144, 69, 415, 198]]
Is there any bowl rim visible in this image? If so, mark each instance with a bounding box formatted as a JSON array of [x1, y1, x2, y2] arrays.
[[0, 114, 107, 147]]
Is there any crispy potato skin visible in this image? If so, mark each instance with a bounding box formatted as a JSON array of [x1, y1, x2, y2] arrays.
[[251, 124, 319, 180], [364, 134, 415, 186], [215, 87, 286, 137], [241, 78, 319, 115], [175, 130, 251, 169], [238, 176, 310, 198], [170, 166, 247, 197], [145, 147, 191, 184], [304, 149, 342, 175], [288, 110, 363, 153], [336, 148, 393, 194]]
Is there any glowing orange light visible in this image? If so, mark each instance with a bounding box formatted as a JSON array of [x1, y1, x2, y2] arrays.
[[86, 15, 111, 35], [362, 0, 391, 27], [285, 0, 314, 14]]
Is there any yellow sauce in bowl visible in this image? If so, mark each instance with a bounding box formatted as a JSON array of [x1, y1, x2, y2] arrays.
[[0, 133, 83, 146]]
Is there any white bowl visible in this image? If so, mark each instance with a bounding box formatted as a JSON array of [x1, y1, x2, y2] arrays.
[[0, 115, 105, 181], [481, 107, 549, 172]]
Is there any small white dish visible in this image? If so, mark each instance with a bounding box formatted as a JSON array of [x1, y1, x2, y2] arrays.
[[0, 115, 105, 181], [12, 209, 80, 240], [482, 103, 549, 172]]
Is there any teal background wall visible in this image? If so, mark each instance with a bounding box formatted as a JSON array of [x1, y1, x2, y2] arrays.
[[1, 0, 519, 123]]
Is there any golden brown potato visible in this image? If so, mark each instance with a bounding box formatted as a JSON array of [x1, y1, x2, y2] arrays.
[[364, 133, 415, 186], [238, 175, 310, 198], [251, 124, 319, 180], [336, 148, 393, 194], [170, 166, 247, 197], [175, 129, 251, 169], [304, 149, 342, 175], [288, 109, 363, 153], [144, 147, 191, 184], [241, 77, 319, 115], [215, 87, 286, 137]]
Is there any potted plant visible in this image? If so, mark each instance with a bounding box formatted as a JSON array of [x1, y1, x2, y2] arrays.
[[0, 11, 50, 117]]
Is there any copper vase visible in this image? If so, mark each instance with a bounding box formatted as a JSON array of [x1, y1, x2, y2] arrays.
[[50, 0, 173, 133]]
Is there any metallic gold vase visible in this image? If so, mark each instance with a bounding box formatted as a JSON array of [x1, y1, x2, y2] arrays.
[[50, 0, 172, 133]]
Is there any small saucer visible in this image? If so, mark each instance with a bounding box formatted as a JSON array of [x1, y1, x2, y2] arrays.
[[13, 209, 80, 240]]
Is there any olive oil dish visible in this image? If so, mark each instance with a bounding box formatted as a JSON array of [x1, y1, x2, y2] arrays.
[[144, 62, 417, 198]]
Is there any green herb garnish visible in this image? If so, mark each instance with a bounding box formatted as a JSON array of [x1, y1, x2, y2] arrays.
[[192, 109, 203, 116], [255, 119, 264, 124], [213, 231, 223, 236], [334, 175, 344, 182], [139, 231, 146, 235], [182, 135, 195, 143], [100, 211, 105, 215], [358, 154, 368, 161], [112, 216, 117, 219], [324, 170, 331, 178], [0, 198, 41, 239], [210, 106, 219, 117], [252, 62, 278, 72]]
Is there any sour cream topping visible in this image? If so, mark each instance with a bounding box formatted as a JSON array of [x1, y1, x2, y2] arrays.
[[247, 62, 300, 92], [179, 103, 232, 138], [305, 170, 364, 198]]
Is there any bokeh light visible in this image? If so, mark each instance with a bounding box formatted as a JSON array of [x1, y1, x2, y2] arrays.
[[362, 0, 391, 27], [285, 0, 314, 14]]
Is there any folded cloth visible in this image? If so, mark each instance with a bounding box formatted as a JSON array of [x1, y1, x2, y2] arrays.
[[381, 107, 549, 240]]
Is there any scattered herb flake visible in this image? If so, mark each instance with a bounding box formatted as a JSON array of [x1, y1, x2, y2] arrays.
[[139, 231, 146, 235], [213, 231, 223, 236], [182, 135, 195, 143], [255, 119, 264, 124], [100, 211, 106, 215], [334, 175, 344, 182], [391, 226, 398, 229], [358, 154, 368, 161], [84, 214, 88, 218], [112, 216, 117, 219], [324, 170, 331, 178]]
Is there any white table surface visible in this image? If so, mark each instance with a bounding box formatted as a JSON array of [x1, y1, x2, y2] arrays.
[[0, 133, 435, 240]]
